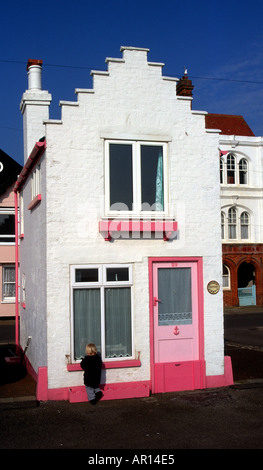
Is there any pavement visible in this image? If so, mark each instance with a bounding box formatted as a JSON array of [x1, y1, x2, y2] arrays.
[[0, 308, 263, 449]]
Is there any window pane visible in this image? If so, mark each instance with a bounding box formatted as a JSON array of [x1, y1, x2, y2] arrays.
[[239, 159, 247, 184], [3, 267, 16, 298], [73, 289, 101, 360], [106, 267, 129, 282], [141, 145, 164, 211], [227, 155, 235, 184], [75, 269, 98, 283], [158, 268, 192, 325], [109, 144, 133, 211], [0, 214, 15, 242], [105, 288, 132, 358]]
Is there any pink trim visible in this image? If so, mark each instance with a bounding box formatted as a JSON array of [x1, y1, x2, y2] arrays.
[[148, 257, 205, 394], [99, 219, 177, 241], [21, 302, 26, 309], [33, 360, 232, 403], [154, 360, 206, 393], [28, 194, 42, 210], [14, 191, 19, 346], [36, 366, 48, 401], [67, 358, 141, 372], [69, 381, 151, 403], [14, 141, 46, 194], [206, 356, 233, 388]]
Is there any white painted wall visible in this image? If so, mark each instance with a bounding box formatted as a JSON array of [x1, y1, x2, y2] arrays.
[[220, 135, 263, 243], [20, 47, 224, 391]]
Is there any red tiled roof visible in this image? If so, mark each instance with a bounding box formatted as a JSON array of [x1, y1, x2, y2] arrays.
[[205, 113, 255, 136]]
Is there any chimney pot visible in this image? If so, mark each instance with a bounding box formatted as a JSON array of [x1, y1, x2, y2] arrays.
[[27, 59, 43, 90], [176, 73, 194, 98]]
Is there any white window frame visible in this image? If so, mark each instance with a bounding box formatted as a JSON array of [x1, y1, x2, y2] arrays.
[[239, 158, 248, 185], [240, 211, 250, 239], [2, 265, 16, 302], [31, 164, 41, 200], [105, 140, 168, 217], [71, 264, 134, 363], [222, 264, 230, 290], [226, 154, 236, 184], [222, 206, 251, 241], [0, 209, 15, 245]]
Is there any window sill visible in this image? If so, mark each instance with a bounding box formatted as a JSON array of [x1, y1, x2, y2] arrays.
[[67, 359, 141, 372], [21, 302, 26, 309], [99, 219, 177, 241], [28, 194, 42, 211]]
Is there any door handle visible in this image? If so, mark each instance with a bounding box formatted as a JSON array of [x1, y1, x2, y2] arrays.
[[154, 297, 161, 306]]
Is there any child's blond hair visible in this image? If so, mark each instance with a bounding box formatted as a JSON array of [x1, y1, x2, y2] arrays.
[[85, 343, 97, 355]]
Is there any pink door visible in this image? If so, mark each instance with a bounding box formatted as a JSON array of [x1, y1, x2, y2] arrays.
[[151, 260, 204, 393]]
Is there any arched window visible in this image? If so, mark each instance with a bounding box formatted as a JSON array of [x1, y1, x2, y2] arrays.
[[221, 212, 225, 239], [220, 158, 224, 184], [240, 211, 249, 239], [239, 158, 248, 184], [228, 207, 237, 239], [227, 154, 235, 184], [222, 264, 230, 289]]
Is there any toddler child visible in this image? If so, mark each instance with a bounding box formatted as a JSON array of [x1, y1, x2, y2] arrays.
[[80, 343, 103, 405]]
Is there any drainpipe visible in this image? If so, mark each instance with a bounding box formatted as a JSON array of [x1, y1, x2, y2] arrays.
[[14, 189, 19, 347]]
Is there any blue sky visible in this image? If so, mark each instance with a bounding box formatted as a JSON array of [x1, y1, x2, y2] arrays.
[[1, 0, 263, 166]]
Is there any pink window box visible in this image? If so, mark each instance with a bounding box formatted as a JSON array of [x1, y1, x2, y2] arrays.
[[99, 219, 178, 241], [67, 358, 141, 372]]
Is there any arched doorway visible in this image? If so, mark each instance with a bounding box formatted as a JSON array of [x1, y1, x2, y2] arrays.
[[238, 262, 256, 306]]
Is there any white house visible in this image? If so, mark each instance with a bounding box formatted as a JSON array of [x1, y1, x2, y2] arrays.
[[15, 47, 233, 402], [205, 114, 263, 307]]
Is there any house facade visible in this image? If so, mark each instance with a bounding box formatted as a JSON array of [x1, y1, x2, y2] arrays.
[[205, 114, 263, 307], [0, 150, 22, 319], [16, 47, 233, 402]]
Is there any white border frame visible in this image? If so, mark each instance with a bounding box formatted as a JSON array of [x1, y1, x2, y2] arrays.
[[105, 140, 168, 218]]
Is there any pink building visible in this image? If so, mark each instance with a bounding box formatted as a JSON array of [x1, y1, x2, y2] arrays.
[[0, 149, 22, 318]]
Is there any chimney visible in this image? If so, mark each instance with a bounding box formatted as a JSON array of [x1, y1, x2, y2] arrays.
[[27, 59, 43, 90], [20, 60, 52, 163], [176, 69, 194, 98]]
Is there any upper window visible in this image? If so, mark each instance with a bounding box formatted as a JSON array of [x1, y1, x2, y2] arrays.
[[227, 154, 236, 184], [240, 211, 249, 239], [228, 207, 237, 239], [0, 212, 15, 244], [239, 159, 248, 185], [31, 164, 41, 200], [71, 264, 133, 362], [105, 141, 167, 215], [221, 207, 250, 241], [221, 153, 248, 185]]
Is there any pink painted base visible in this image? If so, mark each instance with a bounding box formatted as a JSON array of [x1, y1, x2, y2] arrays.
[[32, 356, 233, 403]]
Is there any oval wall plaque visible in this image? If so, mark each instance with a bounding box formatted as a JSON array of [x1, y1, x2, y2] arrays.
[[207, 280, 220, 295]]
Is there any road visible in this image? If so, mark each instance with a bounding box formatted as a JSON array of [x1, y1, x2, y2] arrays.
[[0, 307, 262, 450]]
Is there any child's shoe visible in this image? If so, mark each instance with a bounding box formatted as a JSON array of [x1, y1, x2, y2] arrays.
[[95, 391, 103, 402]]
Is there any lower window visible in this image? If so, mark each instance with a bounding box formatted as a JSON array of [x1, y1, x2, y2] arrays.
[[71, 265, 133, 361], [2, 265, 15, 301]]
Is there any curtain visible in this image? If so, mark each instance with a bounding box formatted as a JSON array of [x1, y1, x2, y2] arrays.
[[104, 287, 132, 358], [155, 150, 164, 211], [73, 289, 101, 360], [158, 268, 192, 325], [3, 267, 15, 298]]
